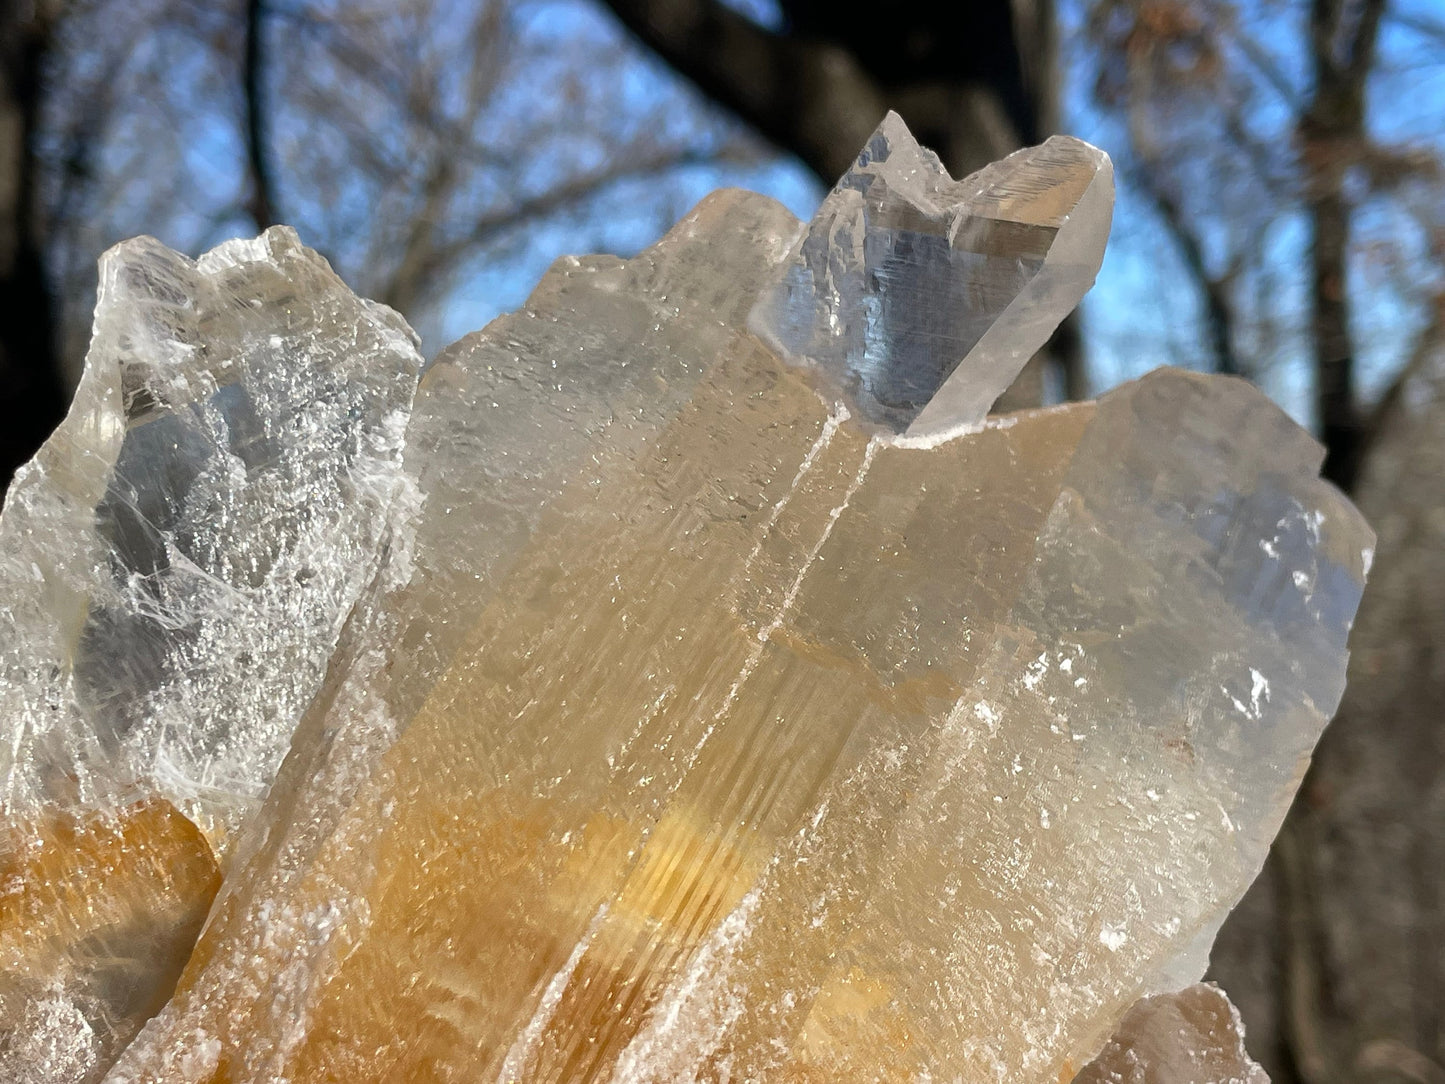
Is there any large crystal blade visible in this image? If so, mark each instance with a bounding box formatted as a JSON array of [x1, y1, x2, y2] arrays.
[[0, 109, 1366, 1084], [749, 111, 1114, 438], [103, 189, 809, 1083]]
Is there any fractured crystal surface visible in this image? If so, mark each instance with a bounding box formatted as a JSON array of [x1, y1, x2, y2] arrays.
[[106, 206, 1367, 1082], [1074, 984, 1269, 1084], [0, 227, 421, 1080]]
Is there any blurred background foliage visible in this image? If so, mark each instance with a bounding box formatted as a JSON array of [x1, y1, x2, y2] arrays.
[[1, 0, 1442, 1080]]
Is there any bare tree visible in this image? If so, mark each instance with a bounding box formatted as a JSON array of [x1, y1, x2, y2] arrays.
[[598, 0, 1053, 179], [1301, 0, 1386, 490], [5, 0, 763, 465], [1082, 0, 1442, 477], [3, 0, 1082, 492], [3, 2, 1443, 1078]]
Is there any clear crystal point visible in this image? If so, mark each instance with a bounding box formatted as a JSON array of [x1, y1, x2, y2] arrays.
[[749, 111, 1114, 437]]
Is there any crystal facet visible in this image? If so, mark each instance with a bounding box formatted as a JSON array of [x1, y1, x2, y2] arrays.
[[1074, 984, 1269, 1084], [108, 214, 1365, 1082]]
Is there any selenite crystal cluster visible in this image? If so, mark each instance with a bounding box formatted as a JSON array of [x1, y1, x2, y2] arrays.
[[0, 114, 1369, 1083]]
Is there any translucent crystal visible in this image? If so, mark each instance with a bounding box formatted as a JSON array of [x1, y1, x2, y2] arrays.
[[0, 228, 421, 1080], [750, 110, 1114, 438], [104, 196, 1368, 1080], [0, 799, 220, 1084]]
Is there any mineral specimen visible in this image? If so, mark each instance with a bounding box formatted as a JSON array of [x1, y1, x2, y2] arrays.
[[1, 115, 1370, 1083]]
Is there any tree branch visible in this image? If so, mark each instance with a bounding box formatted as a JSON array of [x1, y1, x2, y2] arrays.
[[1228, 27, 1303, 111], [1119, 91, 1243, 378], [1361, 293, 1445, 463], [1129, 160, 1243, 376], [1302, 0, 1386, 491], [244, 0, 277, 228], [596, 0, 886, 182], [1386, 8, 1445, 45], [1344, 0, 1387, 82], [0, 0, 67, 492], [381, 148, 728, 313]]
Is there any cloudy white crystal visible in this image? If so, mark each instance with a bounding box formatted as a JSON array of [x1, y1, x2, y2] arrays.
[[0, 226, 421, 841], [0, 227, 421, 1082]]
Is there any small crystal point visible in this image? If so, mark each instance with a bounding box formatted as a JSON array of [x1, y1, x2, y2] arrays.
[[749, 111, 1114, 438], [1074, 984, 1269, 1084]]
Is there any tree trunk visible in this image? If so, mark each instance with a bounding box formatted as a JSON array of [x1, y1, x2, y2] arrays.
[[1301, 0, 1385, 491], [244, 0, 278, 229], [1208, 8, 1410, 1080], [1309, 172, 1363, 490], [0, 3, 65, 495]]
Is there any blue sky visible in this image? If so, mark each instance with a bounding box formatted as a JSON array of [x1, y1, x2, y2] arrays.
[[418, 0, 1442, 428], [51, 0, 1444, 427]]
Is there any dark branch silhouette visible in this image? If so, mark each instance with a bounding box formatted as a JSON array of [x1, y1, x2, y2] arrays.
[[1303, 0, 1386, 491], [1126, 158, 1243, 377], [0, 3, 66, 493], [244, 0, 278, 228]]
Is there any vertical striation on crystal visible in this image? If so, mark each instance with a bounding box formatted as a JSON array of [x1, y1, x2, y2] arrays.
[[104, 192, 1369, 1082], [101, 188, 809, 1084], [0, 227, 421, 1081], [749, 110, 1114, 438]]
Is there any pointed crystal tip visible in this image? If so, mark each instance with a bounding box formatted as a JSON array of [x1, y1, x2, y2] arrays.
[[749, 111, 1114, 438]]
